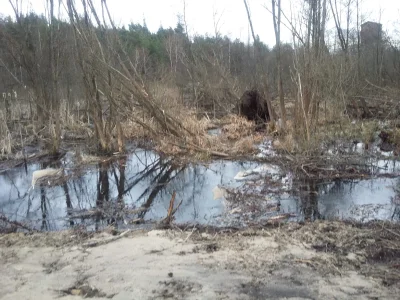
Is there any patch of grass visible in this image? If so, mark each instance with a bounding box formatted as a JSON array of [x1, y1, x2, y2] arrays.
[[145, 114, 262, 159], [269, 114, 385, 155], [0, 249, 18, 263], [390, 128, 400, 146], [273, 133, 298, 153], [361, 120, 380, 144], [0, 111, 12, 158], [221, 115, 255, 140]]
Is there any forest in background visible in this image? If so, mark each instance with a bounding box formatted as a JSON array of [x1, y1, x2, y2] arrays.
[[0, 0, 400, 157]]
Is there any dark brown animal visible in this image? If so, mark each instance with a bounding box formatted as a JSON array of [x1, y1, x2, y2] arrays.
[[239, 89, 270, 124]]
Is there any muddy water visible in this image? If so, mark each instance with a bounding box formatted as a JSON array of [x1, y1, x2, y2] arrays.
[[0, 150, 399, 231]]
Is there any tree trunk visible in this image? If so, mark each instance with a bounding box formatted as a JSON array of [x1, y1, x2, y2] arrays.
[[272, 0, 286, 130]]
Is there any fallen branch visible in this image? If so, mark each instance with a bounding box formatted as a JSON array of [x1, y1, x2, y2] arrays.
[[169, 141, 230, 158], [161, 191, 183, 225], [183, 226, 197, 243], [0, 213, 38, 233], [365, 79, 389, 92], [383, 227, 400, 239], [166, 191, 176, 221]]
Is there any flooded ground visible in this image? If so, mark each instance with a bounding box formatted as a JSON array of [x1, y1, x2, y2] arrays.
[[0, 148, 399, 231], [0, 150, 258, 230]]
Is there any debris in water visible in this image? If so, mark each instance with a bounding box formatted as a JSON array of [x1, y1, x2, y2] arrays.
[[1, 149, 399, 231], [212, 186, 228, 200], [161, 191, 182, 225], [234, 170, 256, 181], [256, 139, 276, 158], [234, 164, 281, 181], [31, 168, 63, 189]]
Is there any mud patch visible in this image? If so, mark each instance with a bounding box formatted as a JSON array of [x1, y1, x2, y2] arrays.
[[154, 279, 203, 299], [60, 281, 109, 298], [192, 242, 219, 253], [239, 279, 313, 300], [42, 258, 67, 274], [0, 249, 18, 263]]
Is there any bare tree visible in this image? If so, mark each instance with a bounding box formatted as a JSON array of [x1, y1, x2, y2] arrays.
[[47, 0, 62, 153], [66, 0, 192, 153], [329, 0, 353, 55], [1, 0, 63, 154], [243, 0, 257, 43], [272, 0, 286, 129], [242, 0, 276, 122]]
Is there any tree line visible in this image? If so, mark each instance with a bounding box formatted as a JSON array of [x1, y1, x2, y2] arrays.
[[0, 0, 399, 155]]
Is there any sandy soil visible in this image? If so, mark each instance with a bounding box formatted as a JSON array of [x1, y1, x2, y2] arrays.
[[0, 222, 399, 300]]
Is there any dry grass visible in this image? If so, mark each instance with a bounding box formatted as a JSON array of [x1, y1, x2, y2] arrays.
[[220, 115, 255, 140], [0, 134, 12, 158], [120, 103, 264, 159], [231, 136, 260, 155], [148, 82, 182, 110], [1, 83, 397, 161], [123, 113, 262, 158], [388, 127, 400, 146], [267, 98, 384, 155], [273, 133, 298, 153], [0, 111, 12, 158], [121, 95, 384, 159], [314, 119, 379, 144], [79, 153, 103, 164]]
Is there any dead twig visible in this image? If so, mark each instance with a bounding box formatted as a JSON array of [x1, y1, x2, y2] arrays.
[[183, 226, 197, 243], [383, 227, 400, 239], [0, 213, 38, 233], [166, 191, 176, 222], [161, 191, 183, 225], [365, 79, 389, 92], [301, 164, 312, 177], [168, 140, 230, 158]]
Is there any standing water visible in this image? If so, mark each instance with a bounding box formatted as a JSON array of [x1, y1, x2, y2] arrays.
[[0, 149, 399, 231]]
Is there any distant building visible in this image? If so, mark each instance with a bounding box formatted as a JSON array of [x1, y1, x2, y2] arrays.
[[360, 22, 382, 45]]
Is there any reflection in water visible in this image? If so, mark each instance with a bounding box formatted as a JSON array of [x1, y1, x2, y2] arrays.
[[393, 178, 400, 220], [39, 160, 52, 231], [0, 150, 257, 230], [295, 177, 400, 222], [116, 157, 126, 202], [96, 160, 110, 230], [0, 149, 399, 231], [298, 179, 321, 221], [62, 182, 74, 227], [40, 187, 47, 231]]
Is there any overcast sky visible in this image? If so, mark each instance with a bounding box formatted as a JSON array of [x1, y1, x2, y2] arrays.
[[1, 0, 399, 46]]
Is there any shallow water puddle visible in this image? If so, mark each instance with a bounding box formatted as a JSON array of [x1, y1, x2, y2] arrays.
[[0, 150, 258, 230], [286, 177, 400, 222], [316, 178, 400, 221], [0, 150, 399, 231]]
